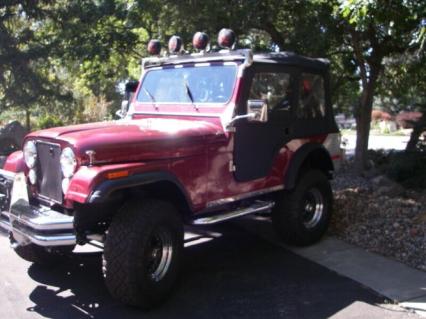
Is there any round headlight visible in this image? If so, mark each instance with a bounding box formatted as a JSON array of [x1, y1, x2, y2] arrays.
[[23, 141, 37, 168], [60, 147, 77, 178], [28, 169, 37, 185], [62, 178, 70, 194]]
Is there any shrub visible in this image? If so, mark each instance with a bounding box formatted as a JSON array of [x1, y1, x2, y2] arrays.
[[36, 115, 64, 129], [378, 151, 426, 189], [367, 149, 390, 167], [395, 111, 423, 129]]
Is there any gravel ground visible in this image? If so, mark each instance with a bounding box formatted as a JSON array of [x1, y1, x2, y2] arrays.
[[330, 166, 426, 272]]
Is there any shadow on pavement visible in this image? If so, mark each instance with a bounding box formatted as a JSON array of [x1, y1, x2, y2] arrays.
[[26, 223, 386, 319]]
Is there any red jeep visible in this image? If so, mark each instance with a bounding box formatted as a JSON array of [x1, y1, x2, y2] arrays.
[[0, 30, 341, 308]]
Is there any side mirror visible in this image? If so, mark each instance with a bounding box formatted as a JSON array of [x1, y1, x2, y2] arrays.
[[225, 99, 269, 130], [247, 99, 268, 123], [124, 81, 139, 100], [117, 81, 139, 119], [116, 100, 129, 119]]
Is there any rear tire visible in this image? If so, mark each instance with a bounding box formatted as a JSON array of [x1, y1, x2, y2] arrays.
[[14, 243, 74, 265], [103, 199, 183, 309], [272, 170, 332, 246]]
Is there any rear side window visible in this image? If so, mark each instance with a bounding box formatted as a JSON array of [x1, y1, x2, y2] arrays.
[[249, 72, 292, 112], [297, 73, 325, 119]]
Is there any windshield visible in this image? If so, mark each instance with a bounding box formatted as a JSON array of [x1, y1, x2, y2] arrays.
[[136, 64, 237, 104]]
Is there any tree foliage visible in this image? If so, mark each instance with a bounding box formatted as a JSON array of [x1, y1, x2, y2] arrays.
[[0, 2, 72, 127], [1, 0, 426, 172], [331, 0, 425, 171]]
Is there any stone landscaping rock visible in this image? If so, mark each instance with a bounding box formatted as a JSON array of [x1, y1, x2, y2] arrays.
[[371, 175, 394, 187], [375, 184, 405, 197], [331, 168, 426, 272]]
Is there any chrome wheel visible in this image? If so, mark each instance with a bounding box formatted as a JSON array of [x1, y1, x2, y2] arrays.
[[302, 188, 324, 229], [146, 228, 173, 282]]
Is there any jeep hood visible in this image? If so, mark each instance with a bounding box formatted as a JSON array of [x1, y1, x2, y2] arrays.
[[27, 118, 224, 164]]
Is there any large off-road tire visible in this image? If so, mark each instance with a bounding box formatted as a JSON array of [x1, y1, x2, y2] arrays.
[[14, 243, 74, 265], [272, 170, 332, 246], [103, 199, 183, 309]]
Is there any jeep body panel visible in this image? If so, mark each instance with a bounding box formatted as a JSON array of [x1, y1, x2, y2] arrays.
[[283, 142, 334, 189], [3, 151, 26, 173], [25, 117, 222, 165]]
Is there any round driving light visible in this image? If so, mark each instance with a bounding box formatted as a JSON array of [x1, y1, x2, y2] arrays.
[[23, 141, 37, 168], [192, 32, 209, 51], [62, 178, 70, 194], [218, 28, 236, 48], [60, 147, 77, 178], [168, 35, 182, 53], [147, 39, 161, 55], [28, 169, 37, 185]]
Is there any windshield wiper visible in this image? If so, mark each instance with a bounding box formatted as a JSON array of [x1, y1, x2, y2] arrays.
[[183, 80, 198, 111], [142, 87, 158, 110]]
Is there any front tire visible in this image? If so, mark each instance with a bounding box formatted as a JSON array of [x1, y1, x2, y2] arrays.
[[103, 199, 183, 309], [272, 170, 332, 246]]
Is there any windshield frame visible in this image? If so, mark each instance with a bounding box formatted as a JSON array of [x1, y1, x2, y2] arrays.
[[135, 62, 239, 109]]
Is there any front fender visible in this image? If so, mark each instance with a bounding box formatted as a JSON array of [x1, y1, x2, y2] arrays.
[[3, 151, 26, 173], [65, 163, 189, 208], [65, 163, 150, 204], [88, 171, 189, 204]]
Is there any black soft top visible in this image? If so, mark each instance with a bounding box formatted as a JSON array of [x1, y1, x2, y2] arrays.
[[253, 52, 329, 71], [143, 49, 329, 72]]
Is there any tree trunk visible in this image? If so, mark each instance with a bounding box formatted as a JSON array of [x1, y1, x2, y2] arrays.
[[347, 27, 383, 175], [353, 70, 379, 174], [263, 21, 286, 50], [406, 117, 425, 151], [354, 100, 372, 173]]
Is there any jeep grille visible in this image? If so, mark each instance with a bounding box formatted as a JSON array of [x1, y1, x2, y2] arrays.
[[35, 142, 62, 203]]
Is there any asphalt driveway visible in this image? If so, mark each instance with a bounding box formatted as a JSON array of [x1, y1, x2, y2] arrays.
[[0, 222, 417, 319]]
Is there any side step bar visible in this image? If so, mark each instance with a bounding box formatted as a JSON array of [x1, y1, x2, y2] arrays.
[[192, 200, 274, 225]]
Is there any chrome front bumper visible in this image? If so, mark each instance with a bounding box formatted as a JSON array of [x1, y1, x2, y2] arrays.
[[0, 169, 76, 247]]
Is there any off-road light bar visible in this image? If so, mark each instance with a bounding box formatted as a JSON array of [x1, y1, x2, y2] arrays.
[[218, 28, 236, 49], [147, 39, 161, 55], [192, 32, 209, 51], [168, 35, 182, 53]]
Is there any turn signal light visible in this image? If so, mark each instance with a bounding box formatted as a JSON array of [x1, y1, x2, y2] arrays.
[[107, 170, 129, 179]]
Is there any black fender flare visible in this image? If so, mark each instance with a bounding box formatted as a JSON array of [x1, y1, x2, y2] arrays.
[[88, 171, 190, 206], [284, 143, 333, 190]]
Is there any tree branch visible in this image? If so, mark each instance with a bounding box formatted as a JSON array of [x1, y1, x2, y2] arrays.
[[262, 21, 286, 50], [349, 28, 368, 88]]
